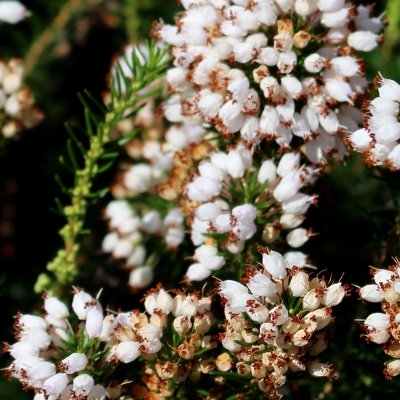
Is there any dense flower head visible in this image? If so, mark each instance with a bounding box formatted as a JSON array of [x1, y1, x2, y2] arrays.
[[347, 75, 400, 170], [359, 259, 400, 378], [217, 249, 347, 398], [153, 0, 383, 166]]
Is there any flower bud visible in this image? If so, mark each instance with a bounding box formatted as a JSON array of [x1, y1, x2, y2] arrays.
[[44, 297, 69, 319], [115, 341, 141, 363], [73, 374, 94, 396], [42, 373, 69, 397], [173, 316, 192, 335], [60, 353, 88, 374]]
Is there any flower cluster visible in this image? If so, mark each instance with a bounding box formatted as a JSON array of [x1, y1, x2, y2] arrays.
[[185, 151, 317, 281], [154, 1, 383, 164], [217, 249, 347, 398], [0, 59, 43, 138], [102, 200, 186, 289], [5, 290, 108, 399], [347, 75, 400, 170], [6, 285, 250, 399], [359, 258, 400, 379]]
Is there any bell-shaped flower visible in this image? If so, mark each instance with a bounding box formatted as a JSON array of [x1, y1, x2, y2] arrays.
[[262, 250, 287, 279], [187, 176, 221, 202], [287, 228, 309, 248], [44, 297, 69, 319], [60, 353, 88, 374], [87, 384, 106, 400], [290, 271, 310, 297], [259, 322, 278, 344], [186, 263, 211, 281], [199, 92, 224, 119], [277, 152, 300, 177], [246, 300, 269, 323], [364, 313, 390, 331], [27, 361, 56, 382], [41, 373, 69, 397], [269, 304, 289, 325], [0, 1, 26, 24], [128, 266, 153, 289], [72, 291, 94, 320], [274, 171, 303, 202], [115, 341, 141, 363], [348, 31, 379, 52], [9, 342, 40, 359], [360, 284, 383, 302], [73, 374, 94, 397], [258, 159, 277, 185], [195, 203, 222, 222], [86, 307, 104, 338], [20, 327, 51, 350], [148, 289, 174, 315], [322, 283, 345, 306], [302, 289, 321, 311], [246, 273, 276, 297]]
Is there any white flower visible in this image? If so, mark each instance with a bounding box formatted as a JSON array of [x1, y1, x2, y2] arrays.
[[73, 374, 94, 397], [87, 384, 107, 400], [187, 176, 221, 202], [258, 159, 277, 185], [115, 341, 141, 363], [269, 304, 289, 325], [276, 152, 300, 177], [322, 283, 345, 306], [386, 360, 400, 377], [17, 314, 48, 331], [364, 313, 390, 331], [44, 297, 69, 319], [20, 327, 51, 350], [347, 31, 379, 52], [246, 300, 269, 323], [61, 353, 88, 374], [186, 263, 211, 281], [246, 273, 276, 297], [129, 266, 153, 289], [86, 307, 104, 338], [27, 361, 56, 381], [72, 291, 94, 320], [290, 271, 310, 297], [259, 322, 278, 344], [378, 77, 400, 102], [360, 284, 383, 302], [9, 342, 40, 359], [42, 373, 69, 397], [262, 250, 287, 279], [286, 228, 309, 248], [0, 1, 26, 24]]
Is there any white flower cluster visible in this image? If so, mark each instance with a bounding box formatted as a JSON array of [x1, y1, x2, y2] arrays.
[[359, 259, 400, 379], [155, 1, 383, 165], [7, 288, 213, 399], [102, 200, 186, 289], [5, 291, 106, 399], [347, 76, 400, 170], [186, 151, 316, 281], [217, 249, 346, 397], [138, 287, 219, 397], [0, 59, 43, 138]]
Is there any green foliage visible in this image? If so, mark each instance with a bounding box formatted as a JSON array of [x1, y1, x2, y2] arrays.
[[38, 41, 171, 293]]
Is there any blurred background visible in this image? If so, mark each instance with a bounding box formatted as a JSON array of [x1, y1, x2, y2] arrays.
[[0, 0, 399, 398]]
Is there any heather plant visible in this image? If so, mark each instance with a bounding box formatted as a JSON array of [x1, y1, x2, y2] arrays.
[[1, 0, 400, 399]]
